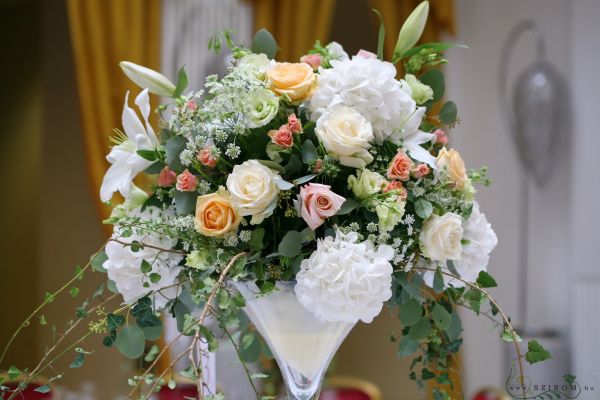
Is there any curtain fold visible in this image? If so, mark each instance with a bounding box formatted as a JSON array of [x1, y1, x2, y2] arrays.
[[369, 0, 455, 61], [250, 0, 337, 61], [67, 0, 162, 233]]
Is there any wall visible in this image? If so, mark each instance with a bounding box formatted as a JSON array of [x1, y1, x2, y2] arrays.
[[445, 0, 572, 395]]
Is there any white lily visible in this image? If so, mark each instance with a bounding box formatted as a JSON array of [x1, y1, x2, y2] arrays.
[[100, 89, 159, 202], [395, 1, 430, 57], [119, 61, 176, 97]]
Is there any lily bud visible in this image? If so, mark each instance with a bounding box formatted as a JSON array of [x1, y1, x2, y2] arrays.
[[394, 1, 430, 58], [119, 61, 176, 97]]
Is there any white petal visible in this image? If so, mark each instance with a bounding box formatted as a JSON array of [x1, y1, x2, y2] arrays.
[[122, 91, 146, 141], [135, 89, 158, 145]]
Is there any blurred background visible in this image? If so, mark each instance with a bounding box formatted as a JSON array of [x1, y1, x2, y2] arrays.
[[1, 0, 599, 399]]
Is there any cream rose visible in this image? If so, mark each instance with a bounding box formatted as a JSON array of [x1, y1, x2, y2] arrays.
[[195, 190, 241, 237], [315, 107, 374, 169], [266, 62, 316, 102], [436, 147, 468, 190], [419, 212, 463, 261], [226, 160, 281, 224]]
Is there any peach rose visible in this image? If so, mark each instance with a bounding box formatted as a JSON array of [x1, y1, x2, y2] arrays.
[[197, 147, 218, 168], [383, 181, 408, 199], [195, 191, 241, 237], [300, 54, 322, 70], [387, 150, 413, 181], [268, 125, 294, 148], [158, 166, 177, 187], [187, 100, 198, 111], [411, 163, 430, 178], [287, 113, 303, 134], [176, 169, 198, 192], [436, 147, 468, 190], [297, 183, 345, 230], [266, 62, 316, 102]]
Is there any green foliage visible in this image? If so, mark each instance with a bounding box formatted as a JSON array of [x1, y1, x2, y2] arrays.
[[439, 101, 458, 125], [336, 198, 360, 215], [408, 317, 432, 341], [251, 29, 278, 59], [419, 69, 445, 103], [525, 340, 552, 364], [91, 251, 108, 273], [34, 384, 51, 393], [476, 271, 497, 288], [278, 231, 303, 257], [399, 299, 422, 326], [414, 198, 433, 219], [372, 9, 386, 60], [398, 336, 419, 356], [8, 366, 21, 380], [174, 191, 197, 215], [239, 332, 261, 363], [70, 287, 79, 298], [141, 324, 163, 341], [200, 326, 218, 352], [165, 135, 186, 171], [107, 313, 125, 331], [173, 66, 189, 98], [431, 303, 451, 330], [432, 269, 445, 294], [132, 297, 162, 327], [116, 325, 145, 359]]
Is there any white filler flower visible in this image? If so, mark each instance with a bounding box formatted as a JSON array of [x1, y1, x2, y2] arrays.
[[307, 56, 435, 165], [103, 207, 183, 309], [295, 231, 394, 323]]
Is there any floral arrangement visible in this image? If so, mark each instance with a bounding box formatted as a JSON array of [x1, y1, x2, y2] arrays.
[[1, 2, 552, 399]]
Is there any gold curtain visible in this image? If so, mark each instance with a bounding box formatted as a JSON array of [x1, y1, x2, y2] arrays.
[[67, 0, 162, 233], [250, 0, 337, 61], [369, 0, 456, 60]]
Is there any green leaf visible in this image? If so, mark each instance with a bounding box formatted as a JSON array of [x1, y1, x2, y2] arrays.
[[284, 154, 302, 175], [70, 353, 85, 368], [74, 265, 84, 280], [439, 101, 458, 125], [165, 135, 186, 171], [144, 344, 160, 362], [174, 300, 192, 334], [107, 313, 125, 331], [399, 299, 422, 326], [432, 303, 452, 330], [525, 340, 552, 364], [401, 42, 469, 59], [446, 312, 462, 342], [239, 332, 261, 363], [274, 178, 294, 190], [257, 159, 286, 174], [564, 374, 575, 385], [433, 269, 444, 294], [132, 297, 162, 327], [293, 174, 317, 186], [141, 324, 163, 341], [301, 140, 318, 163], [398, 336, 419, 356], [249, 228, 265, 252], [70, 287, 79, 298], [44, 291, 55, 304], [39, 314, 47, 325], [408, 317, 432, 341], [173, 66, 188, 98], [250, 372, 269, 379], [464, 289, 485, 315], [91, 250, 108, 273], [200, 326, 218, 352], [8, 366, 21, 380], [144, 161, 164, 174], [149, 273, 161, 283], [34, 384, 51, 393], [278, 231, 303, 257], [414, 198, 433, 219], [251, 28, 278, 59], [476, 271, 497, 288], [116, 325, 145, 359], [103, 330, 117, 347], [373, 9, 386, 60], [419, 69, 445, 102], [140, 259, 152, 273], [136, 149, 158, 161], [168, 378, 177, 389], [501, 327, 522, 343], [174, 191, 197, 215], [336, 198, 360, 215]]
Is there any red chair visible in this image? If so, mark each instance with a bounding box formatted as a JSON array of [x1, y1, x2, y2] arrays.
[[320, 376, 382, 400], [1, 380, 52, 399], [157, 379, 198, 400]]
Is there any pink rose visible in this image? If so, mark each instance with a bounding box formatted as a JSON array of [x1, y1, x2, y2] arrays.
[[382, 181, 408, 199], [187, 100, 198, 111], [412, 163, 430, 178], [158, 166, 177, 187], [287, 113, 303, 134], [387, 150, 413, 181], [297, 183, 345, 230], [312, 159, 324, 174], [300, 54, 322, 70], [197, 147, 218, 168], [268, 125, 294, 148], [176, 169, 198, 192], [356, 49, 377, 59], [433, 128, 449, 145]]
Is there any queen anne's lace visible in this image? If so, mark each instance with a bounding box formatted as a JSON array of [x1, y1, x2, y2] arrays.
[[295, 232, 394, 323]]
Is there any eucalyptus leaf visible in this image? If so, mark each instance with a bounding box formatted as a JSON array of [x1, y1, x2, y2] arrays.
[[116, 325, 145, 359], [419, 69, 445, 102], [249, 228, 265, 252], [399, 299, 422, 326], [274, 178, 294, 190], [34, 384, 51, 393], [251, 29, 278, 59], [284, 154, 302, 175], [91, 251, 108, 273], [301, 139, 318, 163], [398, 336, 419, 357], [293, 174, 317, 186], [433, 269, 445, 294], [141, 324, 163, 341], [446, 312, 462, 342], [257, 159, 286, 174], [174, 191, 197, 215], [439, 101, 458, 125], [165, 135, 186, 171], [408, 317, 431, 341], [431, 303, 452, 330], [278, 231, 303, 257], [336, 198, 360, 215], [414, 198, 433, 219]]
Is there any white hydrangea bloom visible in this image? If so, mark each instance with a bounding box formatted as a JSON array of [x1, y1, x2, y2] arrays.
[[307, 56, 435, 165], [295, 231, 394, 323], [103, 207, 183, 309]]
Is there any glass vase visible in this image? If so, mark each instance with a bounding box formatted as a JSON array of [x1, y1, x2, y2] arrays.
[[232, 281, 355, 400]]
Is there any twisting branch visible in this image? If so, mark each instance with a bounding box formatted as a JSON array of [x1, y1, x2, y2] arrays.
[[109, 238, 187, 255], [132, 252, 247, 400], [411, 267, 527, 400]]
